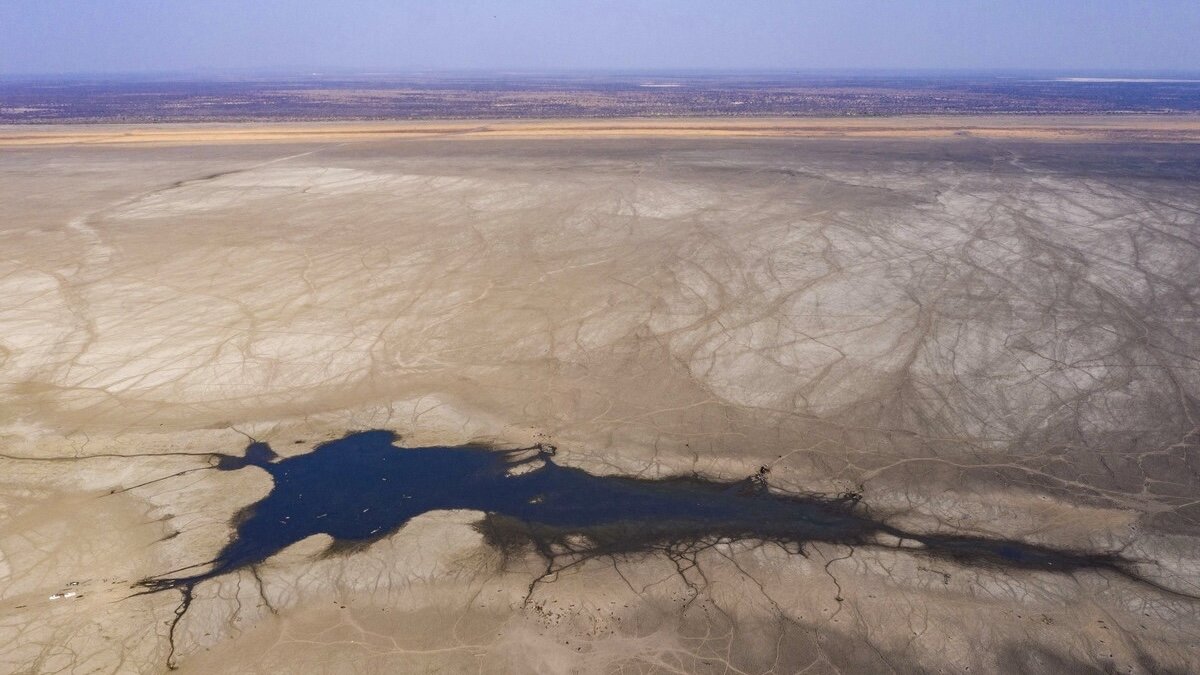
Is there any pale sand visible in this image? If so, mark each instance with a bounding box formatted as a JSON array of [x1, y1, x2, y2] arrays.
[[3, 114, 1200, 147], [1, 130, 1197, 673]]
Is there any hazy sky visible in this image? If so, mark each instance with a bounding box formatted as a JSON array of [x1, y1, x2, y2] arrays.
[[3, 0, 1199, 76]]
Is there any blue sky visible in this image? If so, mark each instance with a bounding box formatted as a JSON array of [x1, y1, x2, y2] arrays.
[[2, 0, 1198, 75]]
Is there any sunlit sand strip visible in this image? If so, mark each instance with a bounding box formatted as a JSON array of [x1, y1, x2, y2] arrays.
[[3, 115, 1200, 146]]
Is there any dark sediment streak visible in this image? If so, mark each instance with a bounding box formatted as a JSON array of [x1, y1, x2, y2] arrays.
[[136, 430, 1185, 667]]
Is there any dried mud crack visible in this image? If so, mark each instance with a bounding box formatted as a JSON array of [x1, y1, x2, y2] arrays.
[[4, 132, 1199, 673]]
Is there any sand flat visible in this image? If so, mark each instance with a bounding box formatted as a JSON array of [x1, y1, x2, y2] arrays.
[[1, 128, 1198, 673], [4, 114, 1200, 147]]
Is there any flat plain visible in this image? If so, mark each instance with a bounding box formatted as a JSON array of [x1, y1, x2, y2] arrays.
[[1, 118, 1198, 673]]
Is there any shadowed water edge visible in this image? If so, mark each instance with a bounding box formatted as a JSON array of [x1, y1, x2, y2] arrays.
[[136, 430, 1192, 668]]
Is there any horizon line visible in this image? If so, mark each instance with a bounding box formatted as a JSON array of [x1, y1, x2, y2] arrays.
[[6, 67, 1200, 81]]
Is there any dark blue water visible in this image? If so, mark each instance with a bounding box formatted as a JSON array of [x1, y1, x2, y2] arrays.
[[138, 431, 1187, 668], [143, 430, 1130, 595], [210, 431, 876, 573]]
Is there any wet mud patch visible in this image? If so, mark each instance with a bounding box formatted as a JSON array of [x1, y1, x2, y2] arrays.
[[138, 430, 1187, 667]]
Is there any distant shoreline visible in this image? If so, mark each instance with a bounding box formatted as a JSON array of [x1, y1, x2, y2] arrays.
[[4, 115, 1200, 147], [5, 74, 1200, 125]]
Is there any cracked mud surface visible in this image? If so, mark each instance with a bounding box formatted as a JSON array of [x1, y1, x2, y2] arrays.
[[1, 127, 1199, 673]]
